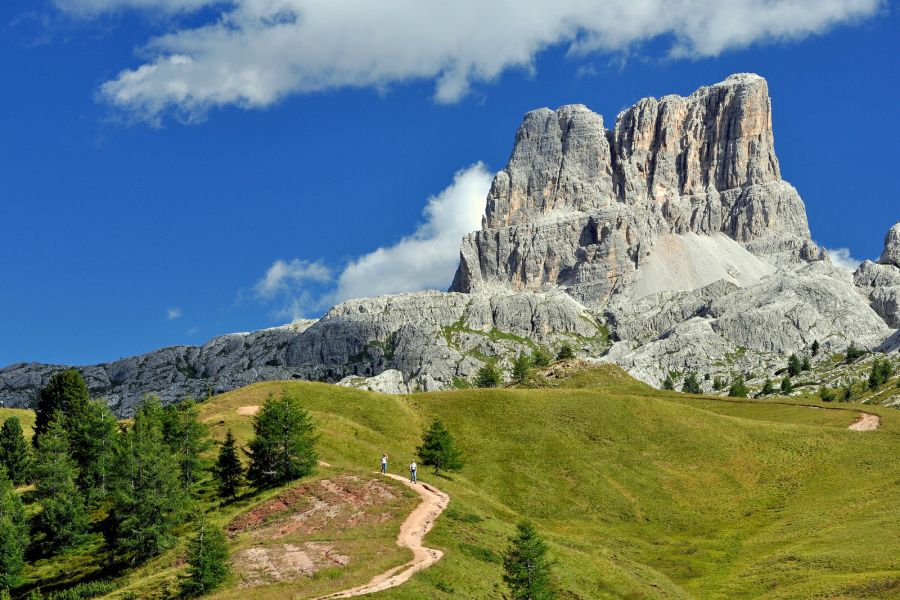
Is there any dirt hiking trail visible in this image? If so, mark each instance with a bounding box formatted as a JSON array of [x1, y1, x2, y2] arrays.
[[316, 473, 449, 599], [848, 412, 881, 431]]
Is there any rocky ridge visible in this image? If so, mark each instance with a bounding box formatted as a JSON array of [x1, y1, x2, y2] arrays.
[[1, 74, 896, 413]]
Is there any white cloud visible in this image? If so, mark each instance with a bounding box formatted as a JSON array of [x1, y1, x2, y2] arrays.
[[166, 306, 182, 319], [827, 247, 862, 270], [252, 163, 491, 320], [253, 258, 331, 298], [71, 0, 882, 122], [330, 162, 491, 304]]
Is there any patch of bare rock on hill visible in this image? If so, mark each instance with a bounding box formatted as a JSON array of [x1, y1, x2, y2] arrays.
[[1, 74, 897, 414]]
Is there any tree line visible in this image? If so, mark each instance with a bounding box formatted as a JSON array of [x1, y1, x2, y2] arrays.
[[0, 371, 318, 598]]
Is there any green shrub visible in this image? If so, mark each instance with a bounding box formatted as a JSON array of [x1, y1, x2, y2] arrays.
[[531, 348, 552, 368], [728, 377, 749, 398], [475, 363, 502, 388], [556, 344, 574, 360], [682, 373, 702, 394], [818, 387, 836, 402], [845, 342, 865, 363]]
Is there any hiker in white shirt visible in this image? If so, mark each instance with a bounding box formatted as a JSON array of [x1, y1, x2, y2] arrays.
[[409, 460, 417, 483], [381, 454, 388, 474]]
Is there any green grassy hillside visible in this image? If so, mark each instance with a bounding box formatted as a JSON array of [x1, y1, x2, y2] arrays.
[[11, 365, 900, 599]]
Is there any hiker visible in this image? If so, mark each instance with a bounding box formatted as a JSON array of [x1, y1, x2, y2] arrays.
[[381, 454, 388, 474], [409, 460, 417, 483]]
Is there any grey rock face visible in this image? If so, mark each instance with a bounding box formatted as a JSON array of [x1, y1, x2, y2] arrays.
[[1, 291, 605, 415], [452, 74, 823, 305], [855, 222, 900, 328], [879, 222, 900, 268]]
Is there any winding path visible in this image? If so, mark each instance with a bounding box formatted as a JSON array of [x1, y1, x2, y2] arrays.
[[315, 473, 449, 599]]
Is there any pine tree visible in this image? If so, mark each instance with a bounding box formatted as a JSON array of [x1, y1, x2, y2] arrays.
[[180, 517, 230, 597], [213, 430, 244, 501], [34, 370, 90, 446], [106, 397, 187, 565], [760, 378, 775, 396], [475, 363, 502, 388], [246, 391, 318, 489], [712, 376, 726, 391], [66, 400, 117, 502], [728, 376, 749, 398], [416, 419, 464, 475], [811, 340, 820, 357], [161, 400, 211, 494], [512, 352, 532, 384], [681, 372, 701, 394], [780, 376, 794, 394], [662, 374, 675, 390], [0, 469, 28, 590], [530, 348, 551, 368], [868, 359, 894, 390], [32, 418, 88, 551], [502, 521, 556, 600], [0, 418, 31, 486], [845, 342, 864, 363], [787, 354, 802, 377], [801, 355, 811, 371], [556, 344, 574, 360]]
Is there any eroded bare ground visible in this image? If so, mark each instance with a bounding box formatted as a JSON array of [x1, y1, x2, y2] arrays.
[[229, 475, 404, 587], [848, 412, 881, 431], [316, 474, 449, 599], [233, 542, 350, 588]]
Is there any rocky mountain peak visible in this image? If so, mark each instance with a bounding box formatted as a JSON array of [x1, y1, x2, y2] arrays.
[[452, 73, 821, 306], [879, 222, 900, 267]]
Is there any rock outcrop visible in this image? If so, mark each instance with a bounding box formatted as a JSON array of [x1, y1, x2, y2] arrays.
[[855, 222, 900, 329], [1, 74, 896, 411], [451, 74, 822, 306], [1, 291, 605, 415]]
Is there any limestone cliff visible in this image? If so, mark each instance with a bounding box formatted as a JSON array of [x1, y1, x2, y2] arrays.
[[451, 74, 822, 305]]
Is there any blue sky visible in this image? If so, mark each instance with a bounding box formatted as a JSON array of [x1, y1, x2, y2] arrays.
[[1, 0, 897, 367]]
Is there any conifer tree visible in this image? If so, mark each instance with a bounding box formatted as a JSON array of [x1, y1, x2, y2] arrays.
[[66, 400, 117, 502], [246, 391, 318, 489], [502, 521, 556, 600], [787, 354, 802, 377], [0, 469, 28, 590], [34, 370, 90, 446], [780, 376, 794, 394], [475, 363, 502, 388], [681, 372, 701, 394], [32, 418, 88, 551], [161, 400, 211, 493], [662, 374, 675, 390], [180, 517, 230, 597], [728, 376, 749, 398], [845, 342, 864, 363], [811, 339, 820, 357], [512, 352, 532, 384], [106, 397, 187, 565], [530, 348, 551, 368], [801, 355, 811, 371], [0, 418, 31, 486], [760, 378, 775, 396], [213, 430, 244, 501], [556, 344, 574, 360], [416, 419, 463, 475]]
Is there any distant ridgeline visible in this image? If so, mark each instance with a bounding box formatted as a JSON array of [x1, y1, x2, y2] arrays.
[[2, 75, 898, 415]]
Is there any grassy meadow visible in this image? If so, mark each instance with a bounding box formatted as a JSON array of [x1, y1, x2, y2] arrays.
[[7, 365, 900, 598]]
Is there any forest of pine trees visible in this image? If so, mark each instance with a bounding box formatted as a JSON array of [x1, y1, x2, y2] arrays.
[[0, 371, 319, 598]]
